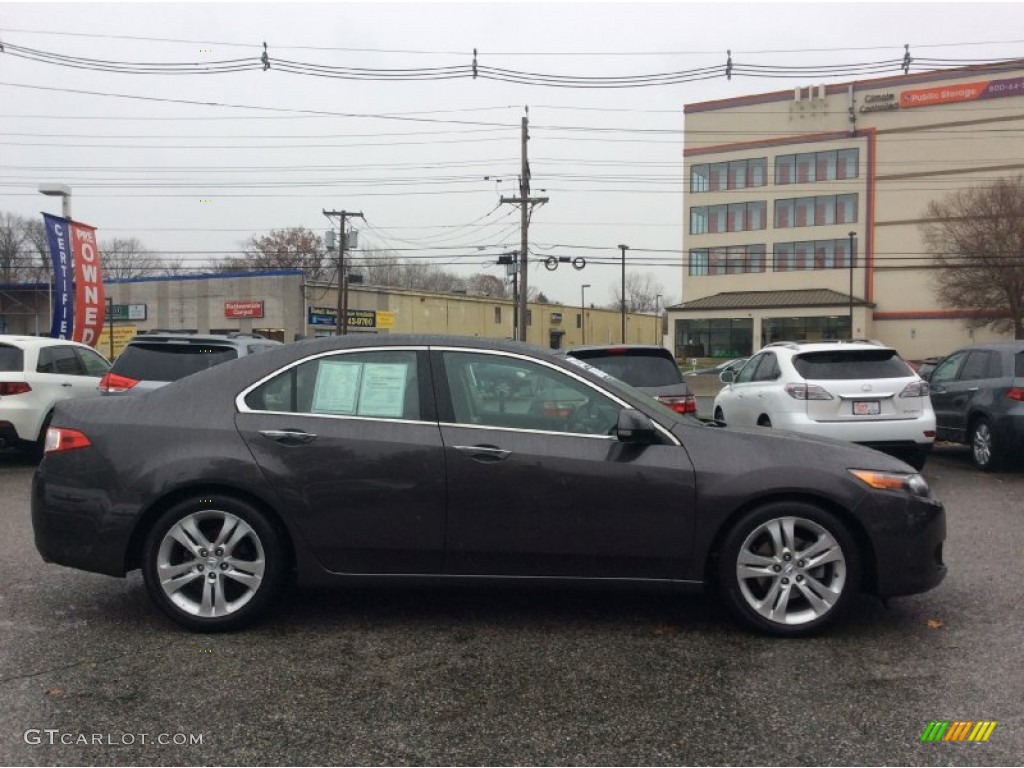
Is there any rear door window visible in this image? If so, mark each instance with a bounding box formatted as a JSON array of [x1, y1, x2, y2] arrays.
[[112, 343, 237, 382], [960, 350, 1000, 381], [793, 349, 912, 379], [38, 345, 84, 375], [0, 345, 24, 372]]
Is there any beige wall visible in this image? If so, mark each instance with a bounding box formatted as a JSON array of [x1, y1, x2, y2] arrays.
[[681, 63, 1024, 360]]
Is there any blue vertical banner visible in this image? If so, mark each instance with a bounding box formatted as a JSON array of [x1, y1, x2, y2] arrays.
[[42, 213, 75, 339]]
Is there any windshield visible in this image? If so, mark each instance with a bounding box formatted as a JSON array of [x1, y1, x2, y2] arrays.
[[569, 350, 683, 387], [793, 349, 913, 380], [112, 343, 238, 382], [563, 356, 701, 425]]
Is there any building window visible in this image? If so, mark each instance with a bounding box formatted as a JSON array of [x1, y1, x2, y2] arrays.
[[691, 201, 766, 235], [690, 165, 710, 193], [690, 157, 767, 193], [776, 148, 859, 185], [690, 207, 708, 234], [675, 318, 754, 359], [689, 249, 709, 276], [775, 195, 858, 229], [774, 239, 857, 271], [762, 316, 851, 345], [576, 313, 582, 329], [690, 244, 765, 275], [494, 307, 502, 324]]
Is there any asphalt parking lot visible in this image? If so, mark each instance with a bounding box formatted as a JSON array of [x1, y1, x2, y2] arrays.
[[1, 444, 1021, 766]]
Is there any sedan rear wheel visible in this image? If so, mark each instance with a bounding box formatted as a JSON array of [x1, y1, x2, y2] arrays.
[[142, 496, 284, 632], [718, 502, 858, 636]]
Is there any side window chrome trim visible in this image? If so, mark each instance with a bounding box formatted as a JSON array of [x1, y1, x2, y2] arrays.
[[439, 420, 618, 440], [235, 345, 428, 414]]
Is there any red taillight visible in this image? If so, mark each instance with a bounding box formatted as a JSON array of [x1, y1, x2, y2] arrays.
[[44, 427, 92, 454], [99, 372, 139, 393], [1008, 387, 1024, 402], [657, 394, 697, 414], [0, 382, 32, 396]]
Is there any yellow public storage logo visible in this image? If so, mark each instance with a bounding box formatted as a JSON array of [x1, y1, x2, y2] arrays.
[[920, 721, 997, 742]]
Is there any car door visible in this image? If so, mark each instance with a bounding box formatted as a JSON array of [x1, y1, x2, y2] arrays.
[[236, 347, 447, 574], [744, 351, 782, 422], [717, 352, 765, 426], [434, 349, 697, 580], [927, 351, 968, 441], [34, 345, 84, 406]]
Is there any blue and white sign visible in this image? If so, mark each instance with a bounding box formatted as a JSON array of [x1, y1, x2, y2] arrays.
[[42, 213, 74, 339]]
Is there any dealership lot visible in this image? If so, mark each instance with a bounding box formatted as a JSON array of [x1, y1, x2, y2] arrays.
[[1, 445, 1022, 766]]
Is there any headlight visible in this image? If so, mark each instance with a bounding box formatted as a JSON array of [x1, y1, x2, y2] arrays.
[[849, 469, 932, 498]]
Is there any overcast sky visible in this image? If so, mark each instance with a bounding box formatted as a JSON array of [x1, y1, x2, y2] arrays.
[[2, 1, 1022, 307]]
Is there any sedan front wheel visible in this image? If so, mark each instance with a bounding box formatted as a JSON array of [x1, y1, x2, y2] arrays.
[[142, 496, 285, 632], [718, 502, 858, 636]]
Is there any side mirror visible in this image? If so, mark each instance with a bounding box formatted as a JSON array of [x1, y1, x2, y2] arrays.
[[616, 409, 658, 444], [720, 369, 736, 384]]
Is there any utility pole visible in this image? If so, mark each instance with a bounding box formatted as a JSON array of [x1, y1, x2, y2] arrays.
[[618, 244, 629, 343], [500, 108, 548, 343], [323, 209, 364, 335]]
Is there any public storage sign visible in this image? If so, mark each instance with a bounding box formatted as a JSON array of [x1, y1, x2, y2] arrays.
[[225, 300, 265, 319]]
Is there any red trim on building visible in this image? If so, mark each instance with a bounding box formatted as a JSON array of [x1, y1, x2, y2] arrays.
[[874, 310, 1005, 321], [684, 131, 850, 158]]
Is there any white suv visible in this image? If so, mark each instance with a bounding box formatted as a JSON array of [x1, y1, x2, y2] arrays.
[[0, 336, 111, 457], [712, 340, 935, 469]]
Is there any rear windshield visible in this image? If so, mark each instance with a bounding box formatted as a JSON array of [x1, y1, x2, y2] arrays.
[[111, 343, 238, 382], [793, 349, 912, 380], [570, 350, 682, 387], [0, 345, 24, 372]]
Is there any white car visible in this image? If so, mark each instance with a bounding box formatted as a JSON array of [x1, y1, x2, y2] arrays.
[[712, 340, 935, 469], [0, 336, 111, 457]]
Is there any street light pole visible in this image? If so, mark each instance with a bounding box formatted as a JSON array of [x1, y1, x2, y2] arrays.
[[580, 283, 591, 345], [618, 244, 629, 343], [848, 231, 856, 340], [38, 184, 72, 338]]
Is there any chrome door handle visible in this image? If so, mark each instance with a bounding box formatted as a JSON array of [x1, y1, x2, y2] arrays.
[[454, 445, 511, 462], [259, 429, 317, 444], [61, 383, 73, 387], [967, 387, 979, 392]]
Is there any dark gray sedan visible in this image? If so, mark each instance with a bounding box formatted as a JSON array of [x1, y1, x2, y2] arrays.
[[33, 335, 946, 636]]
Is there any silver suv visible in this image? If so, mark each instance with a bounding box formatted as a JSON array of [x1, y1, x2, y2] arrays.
[[713, 340, 935, 469], [99, 331, 283, 395]]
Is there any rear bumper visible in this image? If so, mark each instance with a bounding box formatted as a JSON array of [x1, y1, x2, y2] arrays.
[[773, 412, 936, 447]]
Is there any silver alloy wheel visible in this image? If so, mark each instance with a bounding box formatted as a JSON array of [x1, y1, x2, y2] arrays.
[[735, 516, 847, 626], [972, 421, 993, 467], [156, 510, 266, 618]]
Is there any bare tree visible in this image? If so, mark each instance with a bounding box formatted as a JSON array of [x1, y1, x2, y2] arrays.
[[608, 272, 671, 313], [922, 176, 1024, 339], [99, 237, 165, 280], [0, 212, 29, 284], [229, 227, 328, 281]]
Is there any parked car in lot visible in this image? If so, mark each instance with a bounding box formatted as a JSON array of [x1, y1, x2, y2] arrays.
[[0, 336, 110, 457], [684, 357, 748, 378], [923, 341, 1024, 471], [99, 331, 282, 395], [33, 335, 946, 636], [713, 340, 935, 469], [558, 344, 697, 415]]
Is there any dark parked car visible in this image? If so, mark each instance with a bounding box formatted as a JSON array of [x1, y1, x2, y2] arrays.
[[924, 341, 1024, 471], [99, 331, 283, 395], [559, 344, 697, 415], [33, 335, 946, 636]]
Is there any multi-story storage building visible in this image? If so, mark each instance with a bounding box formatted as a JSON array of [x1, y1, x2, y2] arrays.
[[669, 61, 1024, 361]]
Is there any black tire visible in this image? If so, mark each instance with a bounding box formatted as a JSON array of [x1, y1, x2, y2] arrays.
[[142, 495, 285, 632], [905, 449, 928, 471], [24, 411, 53, 462], [969, 417, 1002, 472], [714, 407, 725, 424], [757, 415, 772, 428], [717, 501, 859, 637]]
